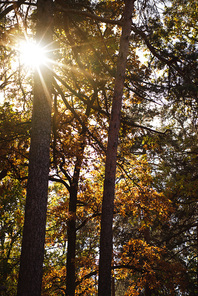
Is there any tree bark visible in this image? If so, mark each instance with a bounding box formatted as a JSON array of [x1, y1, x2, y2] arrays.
[[65, 163, 81, 296], [98, 1, 134, 295], [65, 129, 86, 296], [17, 0, 53, 295]]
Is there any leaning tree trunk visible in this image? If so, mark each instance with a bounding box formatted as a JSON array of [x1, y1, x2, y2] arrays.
[[17, 0, 53, 295], [98, 1, 134, 295]]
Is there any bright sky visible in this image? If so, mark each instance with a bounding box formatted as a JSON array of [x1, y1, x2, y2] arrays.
[[0, 92, 4, 106], [0, 39, 52, 106]]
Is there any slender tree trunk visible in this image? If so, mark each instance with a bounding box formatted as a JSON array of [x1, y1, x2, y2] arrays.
[[66, 135, 86, 296], [98, 1, 134, 295], [17, 1, 53, 295], [65, 164, 80, 296], [65, 188, 77, 296]]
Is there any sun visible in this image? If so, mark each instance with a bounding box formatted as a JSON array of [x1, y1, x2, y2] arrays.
[[19, 41, 48, 68]]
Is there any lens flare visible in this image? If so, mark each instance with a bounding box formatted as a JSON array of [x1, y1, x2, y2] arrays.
[[19, 41, 48, 68]]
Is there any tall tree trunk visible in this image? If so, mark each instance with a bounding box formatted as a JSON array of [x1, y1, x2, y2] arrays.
[[66, 132, 86, 296], [98, 1, 134, 295], [65, 160, 81, 296], [17, 0, 53, 295]]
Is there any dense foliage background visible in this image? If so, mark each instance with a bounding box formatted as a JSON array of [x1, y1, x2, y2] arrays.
[[0, 0, 197, 295]]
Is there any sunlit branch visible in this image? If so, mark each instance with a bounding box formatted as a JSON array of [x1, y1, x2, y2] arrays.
[[131, 23, 185, 77], [53, 77, 106, 154], [122, 117, 170, 135], [53, 71, 166, 137], [48, 176, 70, 192]]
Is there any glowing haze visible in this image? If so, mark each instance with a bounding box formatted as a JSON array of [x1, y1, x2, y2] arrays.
[[19, 41, 48, 68]]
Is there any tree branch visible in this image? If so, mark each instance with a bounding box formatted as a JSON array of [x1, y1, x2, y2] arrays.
[[54, 4, 123, 26], [0, 0, 25, 20]]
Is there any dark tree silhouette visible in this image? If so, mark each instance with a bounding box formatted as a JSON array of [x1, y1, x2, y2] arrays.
[[17, 0, 53, 295], [98, 1, 135, 295]]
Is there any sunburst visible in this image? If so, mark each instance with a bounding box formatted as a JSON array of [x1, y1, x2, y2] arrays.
[[19, 40, 49, 68]]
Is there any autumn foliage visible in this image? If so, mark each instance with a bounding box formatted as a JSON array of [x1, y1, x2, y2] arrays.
[[0, 0, 197, 295]]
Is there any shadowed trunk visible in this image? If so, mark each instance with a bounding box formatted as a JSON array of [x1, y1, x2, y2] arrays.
[[66, 133, 86, 296], [17, 0, 53, 295], [98, 1, 134, 295]]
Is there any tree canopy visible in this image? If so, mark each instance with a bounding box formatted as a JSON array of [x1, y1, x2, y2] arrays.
[[0, 0, 197, 295]]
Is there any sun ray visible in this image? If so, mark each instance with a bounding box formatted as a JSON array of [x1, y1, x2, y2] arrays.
[[37, 67, 52, 106], [19, 40, 49, 68]]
